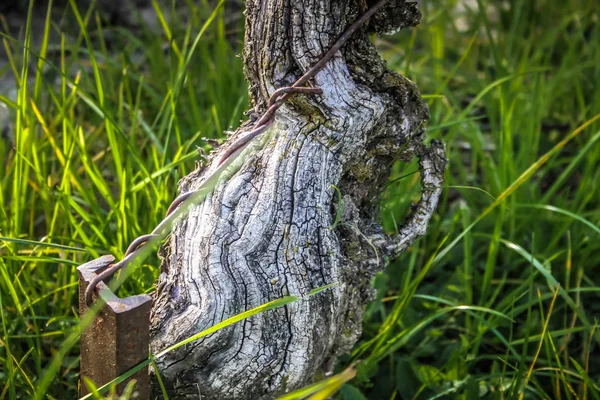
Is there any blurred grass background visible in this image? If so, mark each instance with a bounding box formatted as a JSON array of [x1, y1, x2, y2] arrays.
[[0, 0, 599, 398]]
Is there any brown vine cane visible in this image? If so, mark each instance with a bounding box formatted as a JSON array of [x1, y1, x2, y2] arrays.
[[84, 0, 391, 306]]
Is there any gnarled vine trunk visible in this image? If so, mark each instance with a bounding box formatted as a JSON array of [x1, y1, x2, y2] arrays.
[[149, 1, 446, 398]]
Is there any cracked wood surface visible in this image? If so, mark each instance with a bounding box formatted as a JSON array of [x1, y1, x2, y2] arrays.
[[150, 1, 447, 398]]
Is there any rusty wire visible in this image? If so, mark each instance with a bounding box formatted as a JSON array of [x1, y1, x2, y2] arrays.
[[85, 0, 390, 306]]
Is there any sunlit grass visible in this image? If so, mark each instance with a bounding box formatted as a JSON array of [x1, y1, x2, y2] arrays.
[[1, 0, 245, 397], [367, 0, 600, 398]]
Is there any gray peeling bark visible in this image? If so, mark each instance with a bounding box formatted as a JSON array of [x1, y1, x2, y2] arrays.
[[150, 1, 446, 398]]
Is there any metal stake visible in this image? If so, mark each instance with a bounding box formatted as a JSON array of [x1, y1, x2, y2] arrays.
[[78, 255, 152, 399]]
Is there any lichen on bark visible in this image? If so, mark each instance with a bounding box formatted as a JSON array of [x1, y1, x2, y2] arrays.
[[149, 1, 446, 398]]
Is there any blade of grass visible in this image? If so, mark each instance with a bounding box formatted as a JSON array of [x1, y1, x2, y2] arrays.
[[434, 113, 600, 265], [518, 285, 560, 399]]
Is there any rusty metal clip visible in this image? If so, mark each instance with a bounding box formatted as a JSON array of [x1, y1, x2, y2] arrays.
[[78, 255, 152, 399]]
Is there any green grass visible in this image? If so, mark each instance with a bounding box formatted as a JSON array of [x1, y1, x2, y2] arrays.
[[0, 0, 599, 398]]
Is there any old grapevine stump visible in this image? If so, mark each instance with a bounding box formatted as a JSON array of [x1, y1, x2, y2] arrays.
[[150, 0, 446, 398]]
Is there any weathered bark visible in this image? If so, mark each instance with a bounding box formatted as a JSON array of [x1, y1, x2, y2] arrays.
[[149, 1, 446, 398]]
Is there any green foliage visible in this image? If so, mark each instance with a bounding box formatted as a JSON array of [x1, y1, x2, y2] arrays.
[[366, 0, 600, 398], [0, 0, 245, 397], [0, 0, 599, 399]]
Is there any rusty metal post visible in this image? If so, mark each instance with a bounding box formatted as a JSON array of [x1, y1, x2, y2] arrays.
[[78, 255, 152, 399]]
